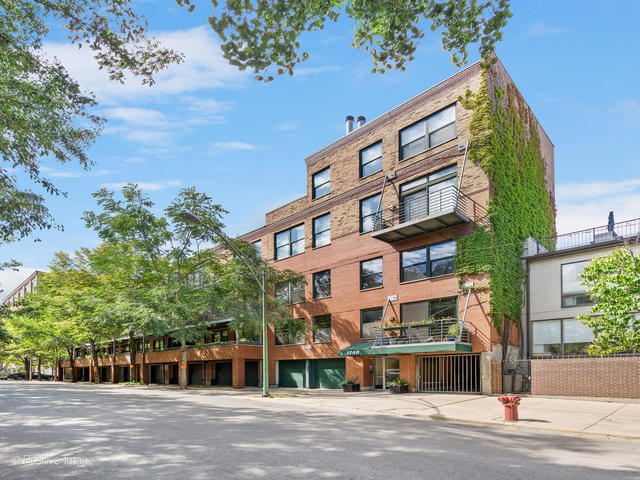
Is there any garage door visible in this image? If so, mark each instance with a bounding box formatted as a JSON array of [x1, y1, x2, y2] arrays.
[[245, 361, 259, 387], [313, 358, 345, 389], [278, 360, 306, 388], [215, 362, 232, 386]]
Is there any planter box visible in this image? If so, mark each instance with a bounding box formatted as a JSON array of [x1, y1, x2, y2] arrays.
[[390, 384, 409, 394], [342, 383, 360, 392]]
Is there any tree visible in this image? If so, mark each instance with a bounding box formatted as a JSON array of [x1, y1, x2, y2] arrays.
[[205, 0, 512, 81], [1, 0, 183, 246], [576, 245, 640, 355]]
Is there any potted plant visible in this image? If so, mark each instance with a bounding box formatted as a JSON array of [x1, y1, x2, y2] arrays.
[[447, 323, 460, 341], [342, 377, 360, 392], [387, 378, 409, 394]]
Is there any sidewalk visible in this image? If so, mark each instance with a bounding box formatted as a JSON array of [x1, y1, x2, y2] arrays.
[[248, 389, 640, 440]]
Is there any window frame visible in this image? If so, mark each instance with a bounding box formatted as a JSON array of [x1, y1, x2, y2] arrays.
[[399, 104, 457, 161], [253, 240, 262, 256], [359, 193, 381, 233], [275, 320, 306, 346], [312, 167, 331, 200], [275, 280, 306, 305], [312, 213, 331, 248], [274, 223, 305, 260], [560, 260, 593, 308], [400, 239, 457, 283], [360, 307, 383, 339], [360, 257, 384, 291], [312, 269, 331, 299], [530, 318, 595, 357], [313, 314, 332, 343], [400, 296, 458, 324], [359, 140, 383, 179]]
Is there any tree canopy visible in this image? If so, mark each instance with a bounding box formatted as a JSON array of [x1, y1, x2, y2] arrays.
[[577, 246, 640, 355], [206, 0, 512, 81]]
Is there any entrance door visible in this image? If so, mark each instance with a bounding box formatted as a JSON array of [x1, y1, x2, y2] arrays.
[[373, 356, 400, 390]]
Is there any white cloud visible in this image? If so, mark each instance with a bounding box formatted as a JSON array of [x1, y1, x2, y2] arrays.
[[526, 22, 566, 37], [276, 121, 300, 131], [104, 107, 169, 127], [295, 65, 340, 76], [611, 98, 640, 124], [124, 130, 174, 146], [44, 26, 246, 103], [41, 166, 113, 178], [212, 141, 259, 151], [555, 179, 640, 234], [100, 180, 182, 191]]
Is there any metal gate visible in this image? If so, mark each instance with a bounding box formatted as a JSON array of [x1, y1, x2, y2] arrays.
[[417, 354, 480, 393]]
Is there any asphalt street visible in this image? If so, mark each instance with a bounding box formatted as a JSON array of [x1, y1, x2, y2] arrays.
[[1, 382, 639, 479]]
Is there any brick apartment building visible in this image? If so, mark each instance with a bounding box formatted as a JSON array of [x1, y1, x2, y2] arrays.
[[61, 57, 555, 393]]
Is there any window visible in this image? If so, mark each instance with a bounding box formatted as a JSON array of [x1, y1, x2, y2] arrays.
[[152, 339, 163, 350], [211, 330, 229, 344], [399, 104, 456, 160], [313, 315, 332, 343], [253, 240, 261, 256], [312, 167, 330, 199], [313, 270, 331, 299], [401, 297, 457, 323], [360, 194, 381, 233], [361, 257, 383, 290], [401, 240, 456, 282], [531, 318, 594, 356], [313, 213, 331, 248], [361, 307, 383, 338], [275, 224, 305, 260], [561, 261, 592, 307], [399, 165, 457, 222], [275, 281, 305, 304], [360, 141, 382, 178], [275, 321, 306, 345]]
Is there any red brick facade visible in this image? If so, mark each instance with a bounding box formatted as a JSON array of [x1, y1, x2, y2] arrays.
[[531, 357, 640, 399]]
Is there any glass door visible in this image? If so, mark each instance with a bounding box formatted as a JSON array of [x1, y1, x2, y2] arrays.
[[373, 356, 400, 390], [373, 357, 384, 389]]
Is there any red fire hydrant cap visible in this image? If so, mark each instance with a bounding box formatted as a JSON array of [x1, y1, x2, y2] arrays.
[[498, 395, 521, 405]]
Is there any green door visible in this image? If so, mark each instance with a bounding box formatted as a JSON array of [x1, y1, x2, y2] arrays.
[[313, 358, 346, 389], [278, 360, 306, 388]]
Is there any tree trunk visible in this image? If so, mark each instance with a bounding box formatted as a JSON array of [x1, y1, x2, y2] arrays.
[[179, 341, 188, 390], [24, 357, 30, 380], [37, 357, 41, 381], [90, 340, 101, 384], [129, 331, 137, 382]]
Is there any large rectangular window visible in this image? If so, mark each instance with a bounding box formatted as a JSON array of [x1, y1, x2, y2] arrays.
[[312, 167, 330, 199], [275, 224, 305, 260], [400, 297, 457, 324], [253, 240, 261, 256], [360, 257, 383, 290], [359, 141, 382, 178], [401, 240, 456, 282], [313, 213, 330, 248], [561, 261, 592, 307], [399, 104, 456, 160], [275, 280, 305, 305], [531, 318, 594, 356], [275, 321, 306, 345], [360, 194, 381, 233], [312, 270, 331, 299], [399, 165, 457, 222], [313, 315, 332, 343], [361, 307, 383, 338]]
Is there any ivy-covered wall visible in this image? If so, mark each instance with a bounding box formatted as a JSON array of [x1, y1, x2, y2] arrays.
[[456, 66, 555, 334]]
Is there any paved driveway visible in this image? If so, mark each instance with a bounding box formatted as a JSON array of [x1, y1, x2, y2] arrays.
[[1, 382, 639, 479]]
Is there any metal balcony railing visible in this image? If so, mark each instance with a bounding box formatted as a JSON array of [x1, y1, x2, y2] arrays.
[[372, 185, 487, 232], [373, 318, 470, 347], [522, 217, 640, 257]]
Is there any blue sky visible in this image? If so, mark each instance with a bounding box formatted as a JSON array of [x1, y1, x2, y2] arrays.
[[2, 1, 640, 296]]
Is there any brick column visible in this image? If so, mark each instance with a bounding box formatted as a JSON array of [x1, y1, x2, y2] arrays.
[[164, 364, 171, 385], [140, 363, 149, 384], [399, 355, 417, 392], [346, 356, 369, 387], [232, 357, 245, 389], [204, 362, 213, 386]]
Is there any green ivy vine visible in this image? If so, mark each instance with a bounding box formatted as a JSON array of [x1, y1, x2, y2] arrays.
[[455, 69, 555, 332]]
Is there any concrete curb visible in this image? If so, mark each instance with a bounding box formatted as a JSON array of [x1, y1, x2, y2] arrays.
[[425, 414, 640, 441]]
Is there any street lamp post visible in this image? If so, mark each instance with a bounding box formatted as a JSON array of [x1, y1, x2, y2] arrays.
[[178, 212, 270, 397]]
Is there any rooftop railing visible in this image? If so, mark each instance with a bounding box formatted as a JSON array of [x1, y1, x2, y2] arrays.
[[373, 318, 469, 347], [522, 217, 640, 257]]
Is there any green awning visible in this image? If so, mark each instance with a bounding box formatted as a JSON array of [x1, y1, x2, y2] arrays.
[[339, 341, 472, 357]]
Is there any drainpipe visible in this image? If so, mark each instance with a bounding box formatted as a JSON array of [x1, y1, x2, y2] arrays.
[[456, 141, 470, 212]]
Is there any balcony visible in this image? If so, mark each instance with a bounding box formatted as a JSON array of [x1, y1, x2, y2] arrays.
[[371, 185, 486, 243]]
